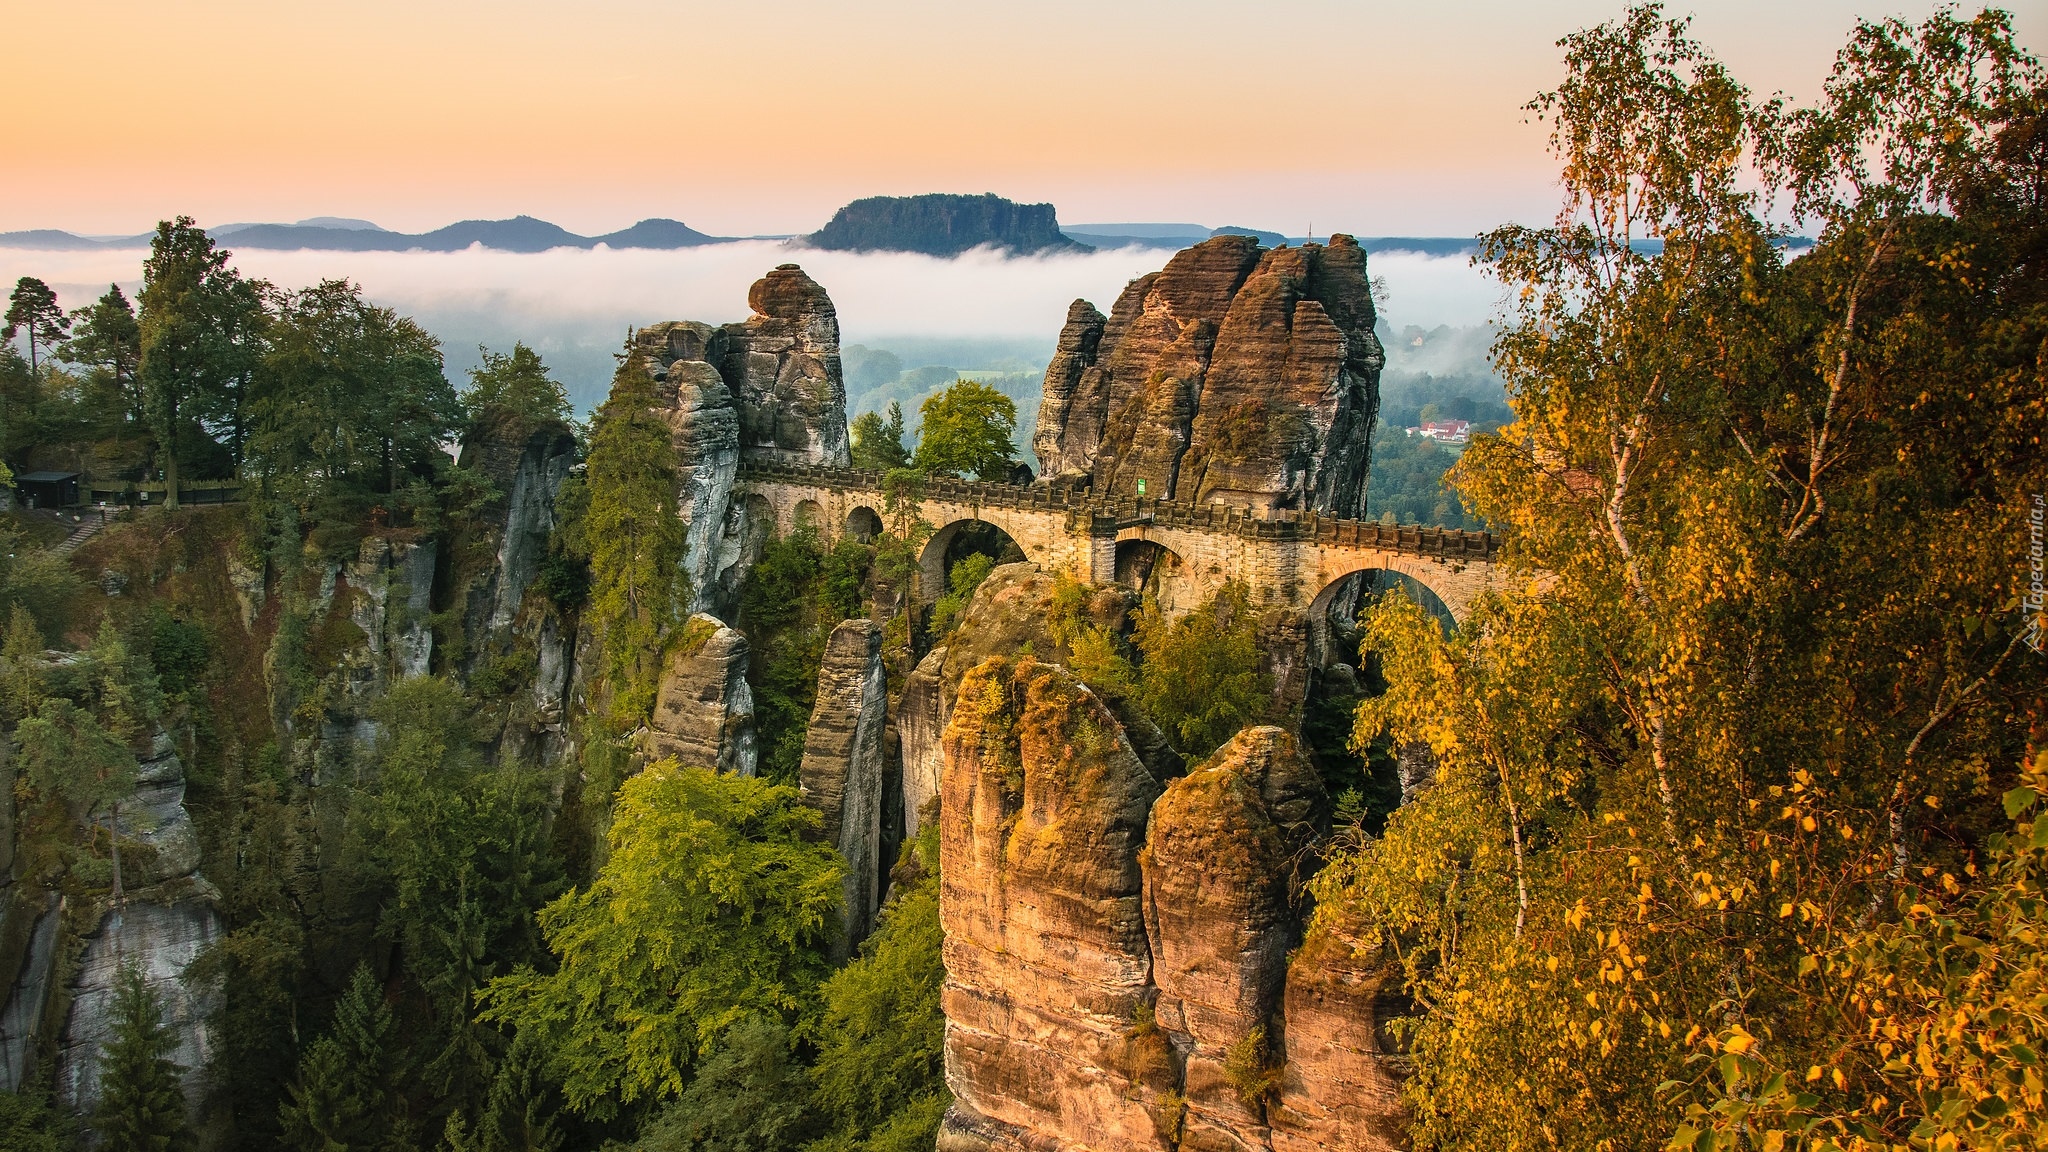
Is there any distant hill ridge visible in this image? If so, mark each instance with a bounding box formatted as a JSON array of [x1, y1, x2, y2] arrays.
[[0, 204, 1529, 257], [0, 214, 728, 252]]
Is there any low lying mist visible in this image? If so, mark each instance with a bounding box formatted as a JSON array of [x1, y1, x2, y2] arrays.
[[0, 239, 1503, 417]]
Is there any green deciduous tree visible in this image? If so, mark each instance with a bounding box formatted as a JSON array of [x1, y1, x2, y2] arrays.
[[582, 348, 688, 724], [249, 278, 456, 508], [137, 218, 268, 503], [5, 276, 69, 377], [849, 402, 909, 471], [477, 763, 843, 1119], [806, 824, 949, 1152], [1129, 581, 1268, 761], [636, 1015, 814, 1152], [355, 676, 563, 1113], [911, 380, 1015, 480], [94, 962, 193, 1152]]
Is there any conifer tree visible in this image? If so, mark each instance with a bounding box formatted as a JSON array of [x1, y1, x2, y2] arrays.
[[62, 283, 143, 418], [279, 963, 400, 1152], [93, 962, 192, 1152], [4, 276, 69, 376], [581, 345, 687, 723], [849, 401, 910, 470]]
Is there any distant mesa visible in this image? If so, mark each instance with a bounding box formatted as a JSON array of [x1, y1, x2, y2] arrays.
[[804, 193, 1089, 257], [0, 215, 728, 253]]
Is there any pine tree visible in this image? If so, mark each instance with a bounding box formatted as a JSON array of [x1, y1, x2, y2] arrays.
[[93, 962, 193, 1152], [4, 276, 69, 376], [279, 963, 399, 1152]]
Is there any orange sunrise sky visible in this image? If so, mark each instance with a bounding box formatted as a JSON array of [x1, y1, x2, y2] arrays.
[[5, 0, 2043, 238]]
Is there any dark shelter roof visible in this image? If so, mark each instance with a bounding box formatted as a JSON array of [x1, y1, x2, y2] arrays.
[[15, 471, 79, 483]]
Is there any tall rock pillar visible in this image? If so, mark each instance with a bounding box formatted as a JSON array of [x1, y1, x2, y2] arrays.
[[799, 618, 888, 959]]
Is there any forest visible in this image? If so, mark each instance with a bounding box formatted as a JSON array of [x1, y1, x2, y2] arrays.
[[2, 3, 2045, 1151]]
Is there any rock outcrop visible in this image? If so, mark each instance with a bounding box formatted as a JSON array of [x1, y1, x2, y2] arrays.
[[455, 422, 578, 674], [939, 657, 1164, 1152], [931, 624, 1405, 1152], [798, 619, 888, 959], [1033, 235, 1384, 517], [629, 265, 849, 616], [719, 265, 850, 467], [1143, 728, 1326, 1152], [896, 564, 1137, 839], [1268, 907, 1410, 1152], [644, 614, 758, 776]]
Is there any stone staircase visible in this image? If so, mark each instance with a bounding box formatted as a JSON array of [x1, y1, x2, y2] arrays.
[[52, 514, 107, 556]]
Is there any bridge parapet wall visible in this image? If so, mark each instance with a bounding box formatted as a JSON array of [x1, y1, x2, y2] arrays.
[[734, 461, 1499, 564]]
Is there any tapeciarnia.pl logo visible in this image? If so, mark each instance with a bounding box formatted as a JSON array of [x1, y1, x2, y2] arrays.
[[2027, 493, 2045, 654]]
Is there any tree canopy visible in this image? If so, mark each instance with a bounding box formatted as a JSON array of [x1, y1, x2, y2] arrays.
[[1315, 7, 2047, 1150], [477, 763, 843, 1118], [849, 402, 910, 471], [911, 380, 1015, 480]]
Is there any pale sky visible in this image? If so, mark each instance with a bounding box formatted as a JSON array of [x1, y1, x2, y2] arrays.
[[3, 1, 2042, 238]]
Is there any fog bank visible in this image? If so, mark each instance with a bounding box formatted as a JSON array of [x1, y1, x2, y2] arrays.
[[1, 240, 1501, 413]]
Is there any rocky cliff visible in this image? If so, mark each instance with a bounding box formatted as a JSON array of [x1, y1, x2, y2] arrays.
[[939, 657, 1164, 1152], [930, 581, 1407, 1152], [631, 264, 851, 617], [1033, 235, 1385, 517]]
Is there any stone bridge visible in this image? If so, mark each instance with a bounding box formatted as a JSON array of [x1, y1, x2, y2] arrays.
[[733, 460, 1500, 626]]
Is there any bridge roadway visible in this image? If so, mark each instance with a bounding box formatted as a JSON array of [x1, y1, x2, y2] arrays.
[[733, 461, 1499, 625]]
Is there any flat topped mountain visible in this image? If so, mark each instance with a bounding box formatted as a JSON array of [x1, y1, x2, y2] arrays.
[[804, 193, 1090, 256]]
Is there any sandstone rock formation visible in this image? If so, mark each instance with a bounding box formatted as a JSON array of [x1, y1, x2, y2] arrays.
[[1143, 727, 1326, 1152], [1033, 235, 1384, 517], [932, 644, 1406, 1152], [0, 725, 222, 1127], [896, 563, 1137, 839], [644, 614, 758, 776], [629, 265, 849, 616], [939, 657, 1164, 1152], [799, 618, 888, 959], [1268, 906, 1410, 1152], [456, 422, 578, 672], [639, 321, 744, 615], [720, 265, 850, 467]]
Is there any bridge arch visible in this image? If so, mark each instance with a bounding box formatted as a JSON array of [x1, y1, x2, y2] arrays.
[[791, 499, 825, 534], [845, 505, 883, 543], [1114, 539, 1199, 615], [1308, 563, 1464, 664], [919, 517, 1026, 602]]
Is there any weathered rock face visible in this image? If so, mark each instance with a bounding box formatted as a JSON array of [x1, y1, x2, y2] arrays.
[[455, 422, 578, 673], [630, 266, 848, 615], [1143, 728, 1327, 1152], [1268, 906, 1410, 1152], [931, 644, 1405, 1151], [896, 563, 1137, 840], [939, 658, 1165, 1152], [0, 723, 223, 1126], [58, 890, 222, 1120], [798, 619, 888, 959], [719, 265, 850, 467], [349, 536, 438, 689], [637, 321, 743, 615], [1033, 235, 1384, 517], [644, 614, 758, 776]]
